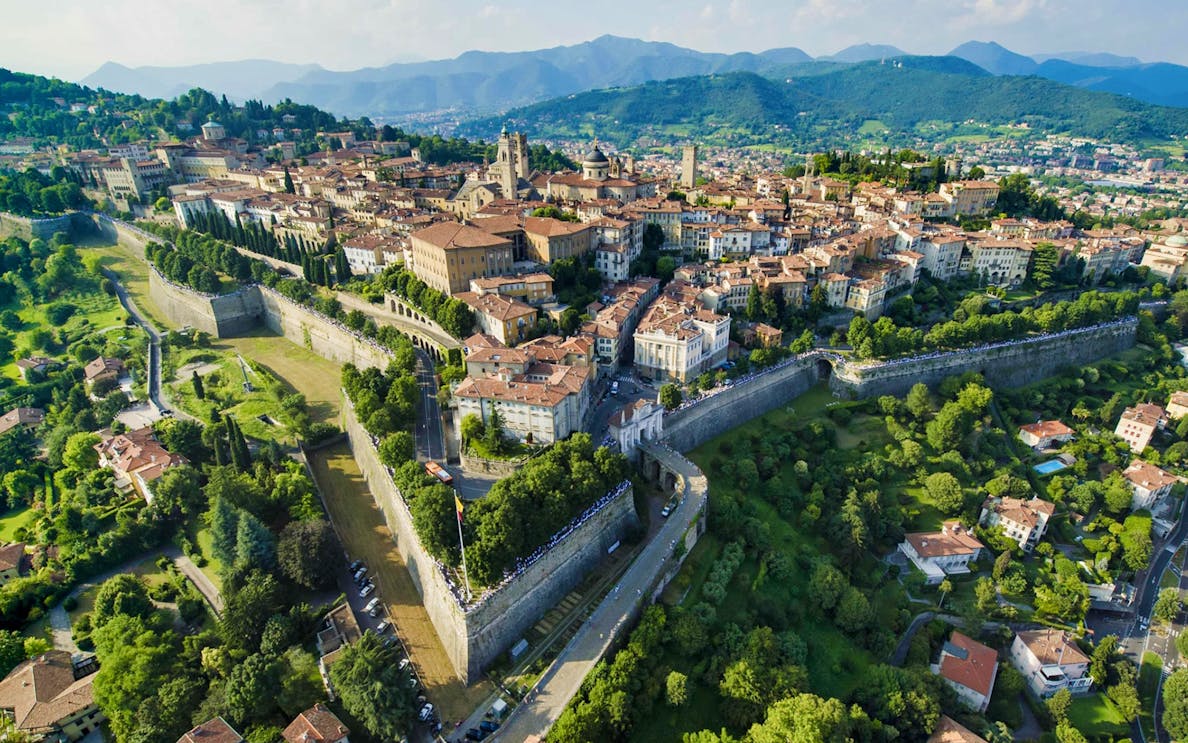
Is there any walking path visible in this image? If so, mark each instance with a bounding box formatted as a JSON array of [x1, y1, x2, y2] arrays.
[[164, 546, 224, 616], [492, 442, 707, 742]]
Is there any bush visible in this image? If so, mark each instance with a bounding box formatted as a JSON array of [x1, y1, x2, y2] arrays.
[[62, 595, 78, 612]]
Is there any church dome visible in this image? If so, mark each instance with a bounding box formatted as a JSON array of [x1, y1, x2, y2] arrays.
[[583, 146, 609, 165]]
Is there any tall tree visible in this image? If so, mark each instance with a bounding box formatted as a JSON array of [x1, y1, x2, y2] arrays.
[[329, 631, 418, 741]]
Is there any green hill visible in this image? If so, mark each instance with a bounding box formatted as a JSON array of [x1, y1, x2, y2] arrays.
[[461, 58, 1188, 148]]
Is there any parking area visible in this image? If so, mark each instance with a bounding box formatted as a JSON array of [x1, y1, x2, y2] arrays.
[[309, 443, 495, 729]]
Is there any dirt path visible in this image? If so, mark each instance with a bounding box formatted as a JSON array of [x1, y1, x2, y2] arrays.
[[309, 444, 493, 723]]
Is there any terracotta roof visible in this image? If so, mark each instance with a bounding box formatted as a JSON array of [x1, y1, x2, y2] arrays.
[[939, 631, 999, 697], [0, 651, 96, 734], [177, 717, 244, 743], [905, 521, 984, 558], [1121, 403, 1167, 427], [0, 407, 44, 435], [83, 356, 125, 381], [928, 716, 988, 743], [1019, 420, 1075, 439], [282, 703, 350, 742], [983, 496, 1055, 528], [463, 333, 505, 352], [1016, 629, 1090, 667], [455, 292, 537, 322], [523, 216, 591, 238], [1170, 391, 1188, 408], [0, 542, 26, 573], [411, 221, 512, 251], [1122, 459, 1179, 491]]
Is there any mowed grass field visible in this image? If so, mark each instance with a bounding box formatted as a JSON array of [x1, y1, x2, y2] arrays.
[[78, 235, 170, 329], [310, 444, 494, 722], [215, 330, 344, 427]]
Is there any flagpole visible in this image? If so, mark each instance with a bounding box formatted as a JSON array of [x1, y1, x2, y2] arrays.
[[455, 490, 472, 602]]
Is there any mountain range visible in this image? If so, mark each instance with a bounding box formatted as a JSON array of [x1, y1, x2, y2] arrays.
[[79, 35, 1188, 118], [457, 56, 1188, 148]]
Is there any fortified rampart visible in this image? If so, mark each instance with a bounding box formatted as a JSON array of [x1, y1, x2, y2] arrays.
[[343, 401, 638, 682], [0, 212, 92, 241], [829, 318, 1138, 399], [665, 318, 1139, 453]]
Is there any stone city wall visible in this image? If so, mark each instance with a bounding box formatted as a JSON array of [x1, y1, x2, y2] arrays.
[[665, 318, 1139, 453], [664, 355, 824, 453], [0, 212, 82, 241], [830, 318, 1139, 399], [342, 400, 638, 682], [256, 287, 393, 371]]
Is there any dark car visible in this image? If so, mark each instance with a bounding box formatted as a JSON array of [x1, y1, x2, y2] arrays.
[[479, 720, 500, 733], [349, 559, 364, 572], [465, 729, 488, 741]]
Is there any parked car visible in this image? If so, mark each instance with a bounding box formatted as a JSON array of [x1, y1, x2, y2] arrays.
[[359, 583, 376, 598], [611, 381, 620, 395], [377, 619, 391, 633], [383, 635, 399, 648], [368, 603, 384, 618], [465, 728, 489, 741], [352, 567, 368, 583], [480, 720, 500, 733], [349, 559, 364, 572], [362, 598, 380, 615], [418, 702, 435, 722], [398, 657, 410, 672]]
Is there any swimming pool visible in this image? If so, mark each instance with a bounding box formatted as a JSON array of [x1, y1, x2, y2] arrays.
[[1033, 459, 1068, 475]]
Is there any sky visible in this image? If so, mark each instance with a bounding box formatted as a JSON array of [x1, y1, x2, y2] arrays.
[[3, 0, 1186, 80]]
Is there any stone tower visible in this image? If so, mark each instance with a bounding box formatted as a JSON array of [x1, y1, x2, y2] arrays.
[[513, 132, 529, 180], [680, 144, 698, 189], [495, 126, 517, 199]]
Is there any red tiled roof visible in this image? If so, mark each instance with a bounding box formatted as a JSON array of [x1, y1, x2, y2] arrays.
[[939, 631, 999, 697]]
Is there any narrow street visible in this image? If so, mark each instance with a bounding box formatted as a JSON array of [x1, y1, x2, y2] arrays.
[[414, 347, 446, 463]]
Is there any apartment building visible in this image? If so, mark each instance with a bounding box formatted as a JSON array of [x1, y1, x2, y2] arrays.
[[979, 496, 1055, 551], [633, 293, 730, 383], [1009, 629, 1092, 698], [1121, 459, 1179, 511], [1114, 403, 1167, 452]]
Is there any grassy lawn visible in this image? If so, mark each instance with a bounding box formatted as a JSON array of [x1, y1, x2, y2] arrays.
[[0, 506, 38, 541], [0, 282, 127, 380], [309, 443, 494, 722], [216, 330, 344, 428], [77, 235, 170, 330], [1139, 651, 1163, 740], [1068, 693, 1130, 738]]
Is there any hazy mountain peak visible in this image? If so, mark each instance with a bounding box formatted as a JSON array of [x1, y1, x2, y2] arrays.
[[822, 44, 907, 63], [948, 40, 1038, 75]]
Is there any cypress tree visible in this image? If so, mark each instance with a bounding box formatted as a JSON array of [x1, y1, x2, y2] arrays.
[[283, 167, 295, 194], [191, 371, 205, 400]]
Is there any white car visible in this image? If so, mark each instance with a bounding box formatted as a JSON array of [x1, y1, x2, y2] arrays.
[[359, 583, 376, 598], [377, 619, 391, 634], [363, 598, 380, 614], [418, 702, 435, 722]]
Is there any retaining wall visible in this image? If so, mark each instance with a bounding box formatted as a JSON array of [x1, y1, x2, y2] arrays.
[[665, 318, 1139, 453], [664, 355, 824, 452], [256, 287, 393, 370], [343, 401, 638, 682], [830, 318, 1139, 399], [0, 212, 93, 241]]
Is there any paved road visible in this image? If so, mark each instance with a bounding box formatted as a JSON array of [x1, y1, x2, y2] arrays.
[[103, 266, 199, 424], [414, 347, 446, 464], [165, 547, 224, 616], [491, 442, 707, 743]]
